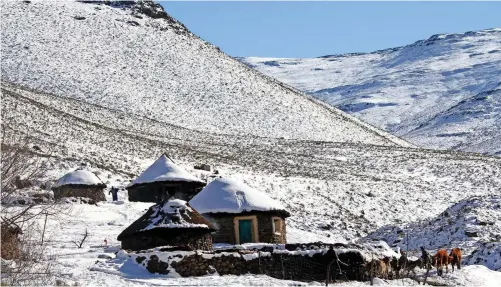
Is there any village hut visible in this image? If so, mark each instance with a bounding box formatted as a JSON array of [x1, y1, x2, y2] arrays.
[[126, 154, 206, 203], [52, 168, 106, 202], [117, 199, 216, 251], [189, 177, 290, 245]]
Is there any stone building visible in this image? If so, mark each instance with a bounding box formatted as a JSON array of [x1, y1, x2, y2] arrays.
[[189, 177, 290, 245], [52, 168, 106, 202], [126, 154, 206, 203], [117, 199, 216, 251]]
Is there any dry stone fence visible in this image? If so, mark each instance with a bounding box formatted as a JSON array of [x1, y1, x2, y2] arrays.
[[130, 242, 381, 283]]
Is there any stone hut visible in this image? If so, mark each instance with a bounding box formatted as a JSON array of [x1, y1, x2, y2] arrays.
[[189, 177, 290, 245], [117, 199, 216, 251], [127, 154, 206, 203], [52, 168, 106, 202]]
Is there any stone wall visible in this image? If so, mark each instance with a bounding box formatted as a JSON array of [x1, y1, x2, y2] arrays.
[[135, 248, 368, 282], [121, 231, 212, 251], [205, 213, 287, 244], [53, 186, 105, 202]]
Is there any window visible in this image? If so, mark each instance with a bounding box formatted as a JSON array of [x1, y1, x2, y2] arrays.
[[272, 217, 282, 235]]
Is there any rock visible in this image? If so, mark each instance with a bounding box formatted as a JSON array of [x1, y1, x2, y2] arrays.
[[465, 230, 479, 237], [127, 20, 139, 26], [146, 255, 169, 275], [74, 16, 86, 20], [98, 254, 112, 260]]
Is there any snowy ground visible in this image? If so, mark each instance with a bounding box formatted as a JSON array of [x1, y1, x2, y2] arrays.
[[10, 197, 499, 286]]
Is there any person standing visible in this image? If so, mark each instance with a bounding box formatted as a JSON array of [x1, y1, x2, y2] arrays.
[[109, 186, 119, 201]]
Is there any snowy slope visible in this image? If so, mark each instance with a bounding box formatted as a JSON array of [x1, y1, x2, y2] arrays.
[[2, 1, 501, 284], [3, 82, 501, 242], [239, 28, 501, 155], [363, 195, 501, 270], [0, 0, 408, 147]]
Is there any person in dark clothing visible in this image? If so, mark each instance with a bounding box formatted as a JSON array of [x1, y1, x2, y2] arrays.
[[109, 187, 119, 201], [420, 246, 432, 270]]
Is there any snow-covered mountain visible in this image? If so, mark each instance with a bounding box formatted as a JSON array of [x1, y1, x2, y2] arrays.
[[1, 0, 500, 257], [239, 29, 501, 155], [0, 0, 408, 147], [1, 1, 501, 284]]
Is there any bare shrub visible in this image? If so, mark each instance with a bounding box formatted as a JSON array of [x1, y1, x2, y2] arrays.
[[73, 228, 89, 249], [1, 114, 64, 285]]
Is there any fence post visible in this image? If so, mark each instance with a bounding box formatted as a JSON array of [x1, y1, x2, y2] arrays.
[[280, 254, 285, 280], [325, 260, 334, 286], [258, 251, 261, 274], [370, 254, 374, 286]]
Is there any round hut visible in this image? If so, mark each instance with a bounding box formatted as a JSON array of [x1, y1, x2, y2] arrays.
[[117, 199, 216, 251], [52, 168, 106, 202], [189, 177, 290, 245], [126, 154, 206, 203]]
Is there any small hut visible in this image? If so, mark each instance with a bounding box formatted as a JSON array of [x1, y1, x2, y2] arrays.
[[117, 199, 216, 251], [189, 177, 290, 245], [52, 168, 106, 202], [126, 154, 206, 203]]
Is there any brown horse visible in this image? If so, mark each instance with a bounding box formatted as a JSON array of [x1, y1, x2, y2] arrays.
[[449, 248, 462, 272], [432, 249, 450, 276]]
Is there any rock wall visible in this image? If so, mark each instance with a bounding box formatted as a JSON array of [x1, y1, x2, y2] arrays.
[[53, 186, 105, 202], [134, 247, 368, 282]]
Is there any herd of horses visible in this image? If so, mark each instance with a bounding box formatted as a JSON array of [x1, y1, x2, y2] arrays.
[[369, 247, 462, 280]]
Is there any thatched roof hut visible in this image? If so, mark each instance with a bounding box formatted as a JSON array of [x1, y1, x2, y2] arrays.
[[126, 154, 205, 203], [52, 168, 106, 202], [189, 177, 290, 245], [117, 199, 216, 251]]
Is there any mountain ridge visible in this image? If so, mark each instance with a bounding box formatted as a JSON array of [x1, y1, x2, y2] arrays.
[[240, 28, 501, 155]]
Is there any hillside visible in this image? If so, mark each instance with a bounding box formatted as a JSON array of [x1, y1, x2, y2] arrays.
[[0, 0, 408, 147], [364, 195, 501, 269], [4, 82, 501, 242], [1, 1, 501, 284], [240, 28, 501, 155]]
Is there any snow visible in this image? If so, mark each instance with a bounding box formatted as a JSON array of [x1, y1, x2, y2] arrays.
[[189, 177, 287, 214], [0, 0, 409, 147], [240, 29, 501, 155], [1, 1, 501, 284], [127, 154, 203, 188], [141, 199, 210, 231], [53, 168, 105, 188]]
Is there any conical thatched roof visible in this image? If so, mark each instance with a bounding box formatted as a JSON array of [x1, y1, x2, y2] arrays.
[[117, 199, 216, 240], [189, 177, 290, 217], [53, 168, 105, 188], [127, 154, 204, 188]]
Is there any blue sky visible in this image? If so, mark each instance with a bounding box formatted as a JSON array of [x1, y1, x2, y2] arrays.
[[160, 1, 501, 58]]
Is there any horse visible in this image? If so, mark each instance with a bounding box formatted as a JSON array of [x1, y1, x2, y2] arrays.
[[432, 249, 450, 276], [449, 248, 462, 272]]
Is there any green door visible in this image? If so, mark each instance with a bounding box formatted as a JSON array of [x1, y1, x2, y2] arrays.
[[238, 220, 253, 244]]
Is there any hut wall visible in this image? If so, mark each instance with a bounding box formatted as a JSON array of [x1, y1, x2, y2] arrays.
[[121, 231, 212, 251], [53, 186, 105, 202], [127, 181, 204, 203], [205, 213, 287, 244]]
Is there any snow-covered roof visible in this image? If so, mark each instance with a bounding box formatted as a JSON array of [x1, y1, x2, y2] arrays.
[[127, 154, 204, 188], [53, 168, 105, 188], [117, 199, 216, 240], [189, 177, 289, 216]]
